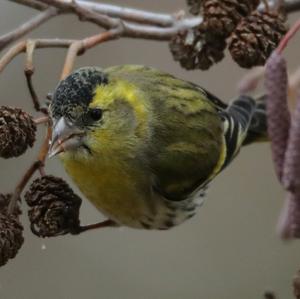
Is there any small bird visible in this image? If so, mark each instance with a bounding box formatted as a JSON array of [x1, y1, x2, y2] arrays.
[[49, 65, 267, 230]]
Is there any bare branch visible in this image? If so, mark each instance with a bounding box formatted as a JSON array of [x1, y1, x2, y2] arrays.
[[24, 41, 42, 112], [3, 0, 298, 58], [61, 27, 123, 79], [75, 0, 177, 27], [34, 115, 49, 125], [0, 7, 59, 52], [7, 161, 42, 214], [71, 0, 119, 29], [15, 0, 300, 26], [0, 41, 27, 73], [10, 0, 48, 10], [0, 39, 76, 73], [36, 0, 202, 39], [77, 0, 300, 17], [35, 0, 179, 27], [284, 0, 300, 13], [12, 0, 201, 28]]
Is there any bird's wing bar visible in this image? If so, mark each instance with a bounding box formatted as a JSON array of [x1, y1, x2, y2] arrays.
[[220, 95, 256, 169]]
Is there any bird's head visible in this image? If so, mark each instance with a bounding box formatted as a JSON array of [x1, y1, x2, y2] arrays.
[[49, 67, 149, 159]]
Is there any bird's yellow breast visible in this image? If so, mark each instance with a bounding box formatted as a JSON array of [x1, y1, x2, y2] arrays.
[[61, 153, 150, 227]]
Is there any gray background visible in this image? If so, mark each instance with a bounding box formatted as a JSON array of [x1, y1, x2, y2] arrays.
[[0, 1, 299, 298]]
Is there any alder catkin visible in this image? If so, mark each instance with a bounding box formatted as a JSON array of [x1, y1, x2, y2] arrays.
[[265, 51, 290, 182]]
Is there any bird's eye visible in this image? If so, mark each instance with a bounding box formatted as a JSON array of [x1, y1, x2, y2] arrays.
[[89, 108, 102, 121]]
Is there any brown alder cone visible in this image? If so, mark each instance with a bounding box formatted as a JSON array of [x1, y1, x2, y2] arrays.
[[25, 175, 82, 237], [264, 291, 277, 299], [293, 270, 300, 299], [0, 213, 24, 266], [169, 28, 226, 70], [0, 194, 24, 267], [202, 0, 260, 39], [0, 193, 21, 215], [0, 106, 36, 158], [229, 11, 287, 68]]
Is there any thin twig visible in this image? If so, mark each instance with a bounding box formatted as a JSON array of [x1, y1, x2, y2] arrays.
[[75, 0, 178, 27], [73, 219, 117, 234], [2, 0, 299, 62], [277, 19, 300, 53], [35, 0, 196, 40], [25, 71, 41, 111], [24, 40, 41, 111], [0, 41, 27, 73], [60, 41, 84, 79], [0, 20, 183, 76], [7, 124, 51, 214], [237, 66, 265, 94], [0, 39, 75, 73], [23, 40, 49, 114], [60, 27, 122, 78], [10, 0, 48, 11], [34, 115, 49, 125], [7, 161, 42, 214], [19, 0, 300, 23], [11, 0, 300, 26], [284, 0, 300, 13], [27, 0, 179, 26], [71, 0, 119, 29], [0, 7, 59, 52], [37, 125, 51, 164]]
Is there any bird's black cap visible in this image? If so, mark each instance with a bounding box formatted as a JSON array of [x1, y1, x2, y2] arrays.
[[51, 67, 108, 119]]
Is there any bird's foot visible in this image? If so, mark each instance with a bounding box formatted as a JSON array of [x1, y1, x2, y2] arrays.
[[71, 219, 118, 234]]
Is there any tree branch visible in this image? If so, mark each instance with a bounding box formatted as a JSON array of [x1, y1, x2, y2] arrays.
[[61, 28, 123, 79], [35, 0, 199, 39], [284, 0, 300, 13], [10, 0, 182, 27], [0, 7, 59, 52], [10, 0, 48, 11], [12, 0, 300, 27], [0, 39, 76, 73], [2, 0, 299, 59]]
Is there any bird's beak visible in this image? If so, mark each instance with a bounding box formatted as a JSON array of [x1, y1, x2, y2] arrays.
[[48, 117, 86, 158]]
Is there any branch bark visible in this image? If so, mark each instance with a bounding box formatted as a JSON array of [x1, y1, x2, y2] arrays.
[[2, 0, 300, 58], [12, 0, 300, 25], [0, 7, 59, 52]]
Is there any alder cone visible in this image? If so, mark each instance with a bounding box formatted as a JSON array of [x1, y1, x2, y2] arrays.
[[229, 11, 287, 68], [202, 0, 260, 39], [293, 270, 300, 299], [25, 175, 82, 237], [0, 106, 36, 158], [169, 28, 226, 70], [0, 212, 24, 266]]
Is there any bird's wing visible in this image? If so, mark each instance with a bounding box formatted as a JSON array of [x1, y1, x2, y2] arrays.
[[106, 66, 253, 202], [122, 67, 227, 201]]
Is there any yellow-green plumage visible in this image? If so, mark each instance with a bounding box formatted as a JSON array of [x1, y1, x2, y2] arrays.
[[50, 65, 266, 229]]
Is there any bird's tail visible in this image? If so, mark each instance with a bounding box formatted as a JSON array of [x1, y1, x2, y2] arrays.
[[220, 94, 268, 168], [242, 94, 268, 145]]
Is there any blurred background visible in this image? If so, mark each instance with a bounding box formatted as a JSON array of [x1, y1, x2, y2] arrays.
[[0, 1, 299, 299]]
